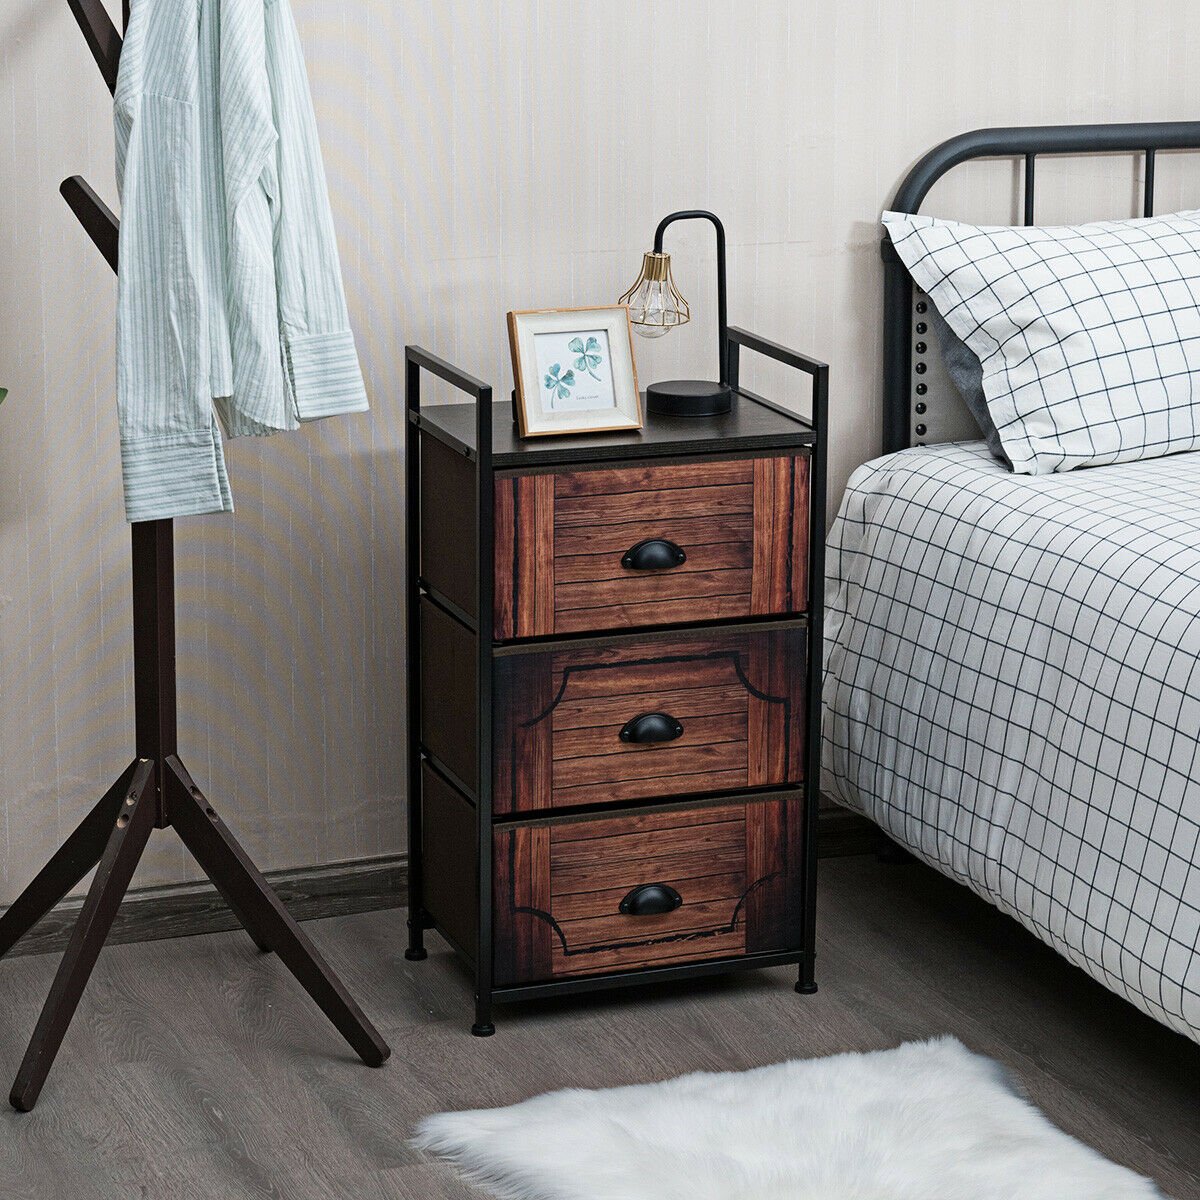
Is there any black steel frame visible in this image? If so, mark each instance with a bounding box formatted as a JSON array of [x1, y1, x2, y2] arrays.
[[0, 0, 389, 1112], [403, 346, 497, 1035], [881, 120, 1200, 453], [404, 332, 828, 1027], [727, 327, 828, 993]]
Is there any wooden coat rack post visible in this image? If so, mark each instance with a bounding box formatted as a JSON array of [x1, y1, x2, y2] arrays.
[[0, 0, 389, 1111]]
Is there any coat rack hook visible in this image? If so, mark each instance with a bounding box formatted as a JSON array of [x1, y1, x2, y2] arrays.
[[65, 0, 122, 95], [60, 176, 119, 273]]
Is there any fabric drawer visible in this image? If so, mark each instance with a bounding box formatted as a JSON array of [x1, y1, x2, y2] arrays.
[[493, 454, 809, 638], [493, 625, 805, 816], [494, 792, 800, 985]]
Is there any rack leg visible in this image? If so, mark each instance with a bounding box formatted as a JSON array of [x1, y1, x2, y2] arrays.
[[165, 757, 390, 1069], [160, 762, 271, 956], [0, 760, 140, 960], [10, 759, 157, 1112]]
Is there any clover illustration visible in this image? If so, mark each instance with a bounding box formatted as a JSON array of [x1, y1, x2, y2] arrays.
[[569, 335, 604, 381], [544, 363, 576, 401]]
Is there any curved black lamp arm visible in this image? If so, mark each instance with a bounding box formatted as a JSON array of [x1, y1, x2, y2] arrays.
[[652, 209, 728, 386]]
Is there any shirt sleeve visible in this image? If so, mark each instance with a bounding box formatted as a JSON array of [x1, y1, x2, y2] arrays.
[[263, 0, 370, 423], [113, 2, 234, 522]]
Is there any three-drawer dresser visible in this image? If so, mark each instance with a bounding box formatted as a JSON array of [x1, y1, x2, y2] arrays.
[[403, 330, 828, 1034]]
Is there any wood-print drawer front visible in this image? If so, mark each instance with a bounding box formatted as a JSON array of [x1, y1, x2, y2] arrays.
[[493, 627, 805, 816], [493, 794, 799, 985], [493, 454, 809, 639]]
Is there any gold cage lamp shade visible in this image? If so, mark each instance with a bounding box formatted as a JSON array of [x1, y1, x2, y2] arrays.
[[618, 251, 691, 338]]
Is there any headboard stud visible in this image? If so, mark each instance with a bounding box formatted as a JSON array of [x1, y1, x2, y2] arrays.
[[910, 290, 975, 447]]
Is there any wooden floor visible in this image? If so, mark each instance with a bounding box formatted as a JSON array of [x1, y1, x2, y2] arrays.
[[0, 854, 1196, 1200]]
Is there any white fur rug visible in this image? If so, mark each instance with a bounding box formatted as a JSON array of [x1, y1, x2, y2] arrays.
[[413, 1037, 1162, 1200]]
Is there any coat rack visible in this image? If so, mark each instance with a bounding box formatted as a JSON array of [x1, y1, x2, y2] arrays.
[[0, 0, 389, 1111]]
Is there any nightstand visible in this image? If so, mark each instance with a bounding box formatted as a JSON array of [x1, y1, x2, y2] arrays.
[[403, 328, 828, 1035]]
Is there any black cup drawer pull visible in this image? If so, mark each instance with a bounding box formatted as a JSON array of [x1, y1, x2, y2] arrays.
[[621, 538, 687, 571], [619, 712, 684, 744], [619, 883, 683, 916]]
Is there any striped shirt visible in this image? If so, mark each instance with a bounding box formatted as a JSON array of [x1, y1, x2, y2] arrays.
[[114, 0, 369, 522]]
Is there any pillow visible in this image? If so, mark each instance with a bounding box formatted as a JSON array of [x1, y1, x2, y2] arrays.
[[883, 209, 1200, 473], [924, 301, 1009, 466]]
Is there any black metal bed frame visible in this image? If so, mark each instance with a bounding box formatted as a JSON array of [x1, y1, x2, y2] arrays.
[[881, 120, 1200, 455]]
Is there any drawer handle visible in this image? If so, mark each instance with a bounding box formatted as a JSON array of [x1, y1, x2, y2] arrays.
[[619, 883, 683, 916], [621, 538, 687, 571], [619, 712, 684, 744]]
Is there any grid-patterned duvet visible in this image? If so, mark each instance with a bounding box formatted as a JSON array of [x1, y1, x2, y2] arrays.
[[822, 441, 1200, 1043]]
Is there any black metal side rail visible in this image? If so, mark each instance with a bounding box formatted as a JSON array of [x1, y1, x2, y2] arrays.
[[403, 345, 499, 1036], [727, 328, 828, 995]]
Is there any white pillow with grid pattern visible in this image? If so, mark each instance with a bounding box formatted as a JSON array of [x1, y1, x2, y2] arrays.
[[883, 209, 1200, 473]]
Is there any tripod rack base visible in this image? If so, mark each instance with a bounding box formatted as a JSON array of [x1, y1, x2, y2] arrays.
[[0, 754, 390, 1112]]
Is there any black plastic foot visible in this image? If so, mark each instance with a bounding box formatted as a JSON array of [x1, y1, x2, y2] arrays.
[[471, 1022, 496, 1038], [404, 946, 428, 961], [794, 981, 818, 995]]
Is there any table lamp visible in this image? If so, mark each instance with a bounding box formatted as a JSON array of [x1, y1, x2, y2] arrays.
[[618, 209, 732, 417]]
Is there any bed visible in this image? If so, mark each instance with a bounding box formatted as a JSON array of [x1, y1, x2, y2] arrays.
[[822, 122, 1200, 1044]]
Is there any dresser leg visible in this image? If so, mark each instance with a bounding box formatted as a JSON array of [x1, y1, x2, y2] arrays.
[[405, 912, 428, 961], [471, 995, 495, 1037], [795, 960, 818, 995]]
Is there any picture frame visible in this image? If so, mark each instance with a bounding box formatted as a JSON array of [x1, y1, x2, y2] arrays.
[[508, 306, 643, 438]]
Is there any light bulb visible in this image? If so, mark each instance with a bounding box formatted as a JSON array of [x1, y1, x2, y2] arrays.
[[628, 278, 673, 338], [618, 251, 690, 339]]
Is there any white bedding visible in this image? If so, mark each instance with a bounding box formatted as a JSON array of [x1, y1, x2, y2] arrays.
[[822, 441, 1200, 1043]]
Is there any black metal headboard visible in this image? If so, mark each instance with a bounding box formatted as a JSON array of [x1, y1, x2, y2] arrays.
[[881, 121, 1200, 454]]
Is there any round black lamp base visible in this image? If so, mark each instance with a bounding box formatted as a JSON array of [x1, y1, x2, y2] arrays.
[[645, 379, 733, 418]]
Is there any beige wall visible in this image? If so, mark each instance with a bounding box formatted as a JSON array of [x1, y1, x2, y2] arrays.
[[2, 0, 1197, 902]]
